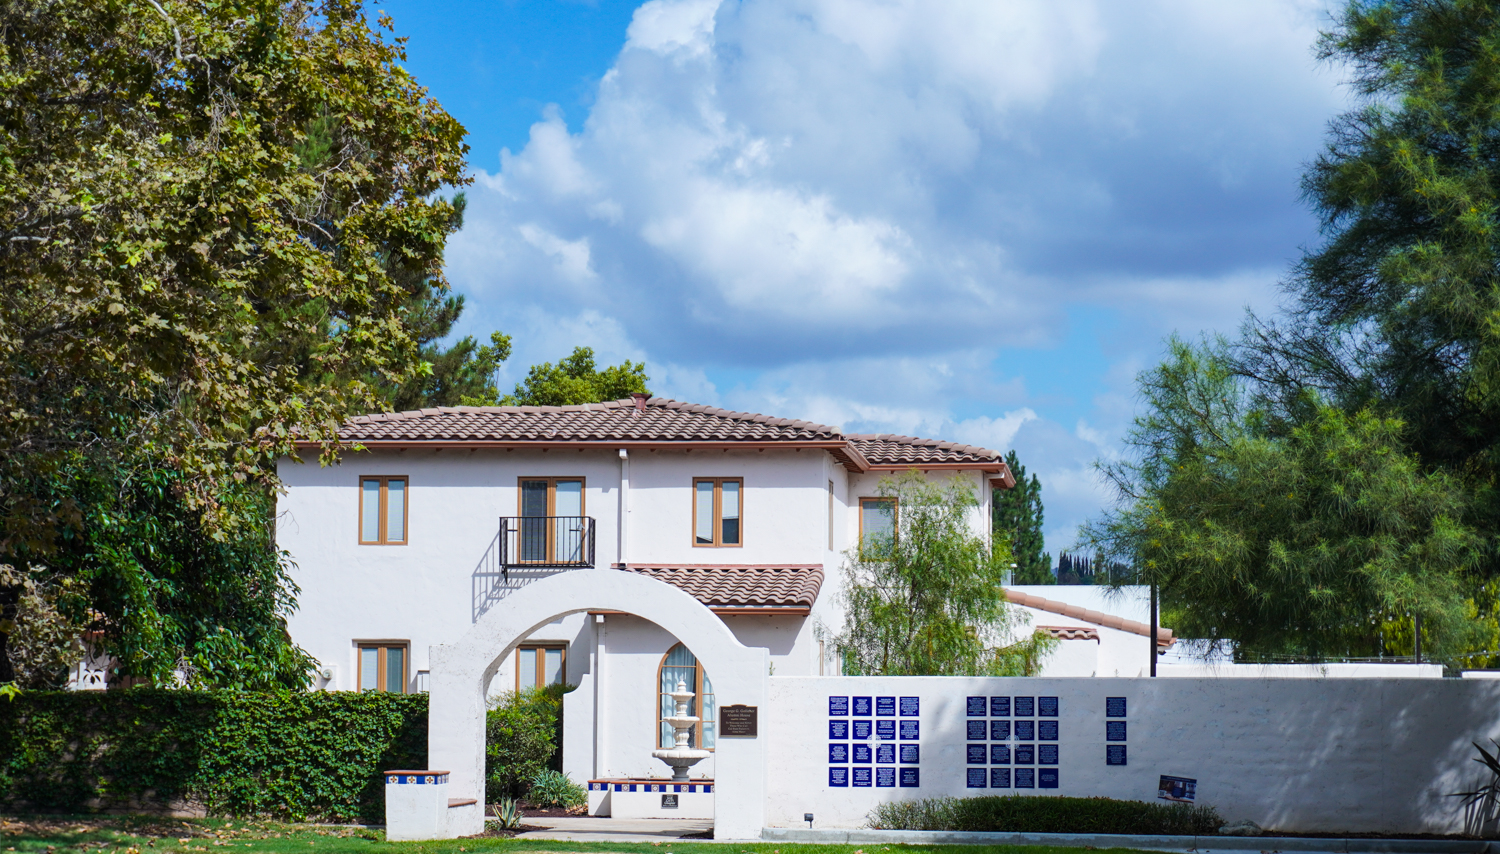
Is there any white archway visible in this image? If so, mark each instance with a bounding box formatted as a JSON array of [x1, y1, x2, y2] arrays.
[[428, 569, 769, 840]]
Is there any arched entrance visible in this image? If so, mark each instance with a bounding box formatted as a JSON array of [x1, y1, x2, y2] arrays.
[[428, 569, 769, 840]]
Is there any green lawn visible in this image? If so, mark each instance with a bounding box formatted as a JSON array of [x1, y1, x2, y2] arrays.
[[0, 816, 1122, 854]]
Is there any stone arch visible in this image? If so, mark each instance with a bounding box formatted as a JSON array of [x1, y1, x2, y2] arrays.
[[428, 569, 769, 840]]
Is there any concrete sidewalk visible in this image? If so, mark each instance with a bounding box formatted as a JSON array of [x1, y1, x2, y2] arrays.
[[762, 826, 1495, 854], [516, 816, 714, 842]]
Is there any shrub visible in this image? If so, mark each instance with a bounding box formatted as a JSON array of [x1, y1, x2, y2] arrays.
[[485, 687, 561, 802], [868, 795, 1223, 835], [0, 689, 426, 823], [527, 769, 586, 810]]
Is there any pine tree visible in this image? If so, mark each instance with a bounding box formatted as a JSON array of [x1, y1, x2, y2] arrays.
[[993, 451, 1051, 584]]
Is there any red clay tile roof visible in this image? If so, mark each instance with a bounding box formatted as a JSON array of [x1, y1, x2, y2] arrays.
[[309, 397, 1009, 474], [1036, 626, 1101, 641], [615, 564, 824, 614], [1003, 588, 1176, 649]]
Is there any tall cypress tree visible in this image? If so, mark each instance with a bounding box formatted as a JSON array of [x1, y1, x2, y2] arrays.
[[993, 451, 1051, 584]]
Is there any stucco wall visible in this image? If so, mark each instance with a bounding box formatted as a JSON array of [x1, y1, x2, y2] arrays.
[[764, 675, 1500, 833]]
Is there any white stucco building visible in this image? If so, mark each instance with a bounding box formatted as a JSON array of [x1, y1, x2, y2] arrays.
[[276, 394, 1016, 788]]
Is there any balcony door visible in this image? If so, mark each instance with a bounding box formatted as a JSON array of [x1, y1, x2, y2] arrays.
[[518, 477, 585, 564]]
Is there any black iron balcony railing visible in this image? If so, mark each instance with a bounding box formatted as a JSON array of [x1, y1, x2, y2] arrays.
[[498, 516, 595, 571]]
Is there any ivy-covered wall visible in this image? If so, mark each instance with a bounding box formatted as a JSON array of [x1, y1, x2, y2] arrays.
[[0, 690, 426, 822]]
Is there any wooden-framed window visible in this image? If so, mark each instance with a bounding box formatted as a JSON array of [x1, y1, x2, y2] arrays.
[[359, 476, 408, 545], [858, 497, 898, 558], [692, 478, 742, 547], [357, 642, 408, 693], [516, 644, 567, 691], [658, 643, 715, 750], [516, 477, 586, 563]]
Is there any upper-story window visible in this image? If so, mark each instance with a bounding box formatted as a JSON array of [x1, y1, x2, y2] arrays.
[[517, 477, 586, 563], [859, 496, 898, 558], [360, 476, 407, 545], [693, 478, 742, 547]]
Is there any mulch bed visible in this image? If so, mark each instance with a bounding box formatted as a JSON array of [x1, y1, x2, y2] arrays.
[[461, 823, 552, 839]]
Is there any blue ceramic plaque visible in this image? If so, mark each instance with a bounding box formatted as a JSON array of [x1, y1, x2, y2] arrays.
[[829, 696, 849, 716], [1039, 768, 1059, 789], [1105, 696, 1126, 717], [1106, 745, 1127, 766], [990, 767, 1011, 788], [828, 743, 849, 763], [1038, 696, 1059, 717], [990, 696, 1010, 717], [1038, 720, 1058, 741], [1014, 744, 1035, 764], [1106, 721, 1127, 742], [829, 767, 849, 787], [1014, 696, 1035, 717], [1038, 744, 1059, 765], [853, 696, 873, 716], [899, 767, 920, 787], [853, 744, 872, 764], [876, 767, 896, 787], [876, 743, 895, 764], [852, 767, 873, 787], [1015, 767, 1035, 788], [1014, 720, 1035, 741], [900, 744, 920, 764], [853, 720, 873, 740], [990, 719, 1011, 741], [967, 720, 988, 740], [875, 719, 896, 740], [966, 768, 987, 788], [876, 696, 897, 716], [967, 696, 987, 716], [829, 720, 849, 739], [967, 744, 988, 765], [900, 696, 920, 716], [990, 744, 1011, 764], [899, 720, 920, 740]]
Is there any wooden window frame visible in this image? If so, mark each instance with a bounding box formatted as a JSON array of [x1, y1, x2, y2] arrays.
[[356, 641, 409, 693], [691, 477, 744, 548], [515, 644, 568, 691], [515, 476, 588, 518], [858, 496, 899, 559], [358, 476, 409, 545], [657, 644, 715, 752]]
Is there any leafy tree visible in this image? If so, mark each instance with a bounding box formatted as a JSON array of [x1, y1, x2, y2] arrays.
[[501, 347, 649, 407], [993, 451, 1051, 584], [829, 472, 1053, 676], [0, 0, 466, 684], [486, 685, 567, 801], [1085, 338, 1480, 659]]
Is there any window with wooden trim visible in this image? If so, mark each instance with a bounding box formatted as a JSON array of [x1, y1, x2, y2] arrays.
[[658, 643, 715, 749], [359, 476, 408, 545], [692, 478, 742, 547], [516, 645, 566, 690], [858, 497, 898, 559], [517, 477, 586, 563], [357, 643, 408, 693]]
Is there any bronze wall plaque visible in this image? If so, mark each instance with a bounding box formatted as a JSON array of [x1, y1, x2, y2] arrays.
[[720, 704, 758, 737]]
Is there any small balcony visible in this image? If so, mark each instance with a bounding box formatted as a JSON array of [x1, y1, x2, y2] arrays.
[[499, 515, 596, 570]]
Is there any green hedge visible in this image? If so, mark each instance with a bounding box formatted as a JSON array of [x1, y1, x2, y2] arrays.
[[0, 690, 426, 823], [868, 795, 1223, 835]]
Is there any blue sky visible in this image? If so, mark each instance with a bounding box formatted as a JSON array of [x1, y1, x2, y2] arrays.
[[379, 0, 1348, 559]]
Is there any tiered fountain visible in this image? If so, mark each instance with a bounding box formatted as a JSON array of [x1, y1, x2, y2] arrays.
[[651, 679, 713, 781]]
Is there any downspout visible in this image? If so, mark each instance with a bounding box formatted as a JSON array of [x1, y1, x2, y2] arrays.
[[617, 449, 629, 568]]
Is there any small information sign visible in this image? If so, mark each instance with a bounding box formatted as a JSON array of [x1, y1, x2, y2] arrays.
[[875, 719, 896, 740], [1039, 769, 1059, 789], [899, 744, 920, 764], [1038, 720, 1058, 741], [720, 704, 758, 737], [1014, 744, 1035, 764], [989, 744, 1010, 764], [828, 743, 848, 763], [852, 767, 873, 787], [899, 767, 920, 787], [967, 744, 988, 765], [1105, 697, 1127, 717], [829, 767, 849, 787], [829, 720, 849, 739], [1015, 768, 1035, 788], [990, 696, 1010, 717], [1014, 696, 1035, 717], [875, 696, 897, 716], [1106, 721, 1127, 742], [852, 696, 873, 716], [853, 720, 872, 740], [1106, 745, 1127, 766], [876, 743, 895, 764], [662, 794, 679, 809], [990, 768, 1011, 788], [1038, 744, 1059, 765], [1038, 696, 1059, 717], [967, 696, 987, 716], [852, 744, 872, 764], [990, 719, 1010, 741], [1158, 775, 1197, 803], [899, 720, 920, 740], [966, 768, 987, 788], [876, 767, 896, 787], [967, 720, 987, 740], [1014, 720, 1035, 741], [900, 696, 920, 716], [829, 696, 849, 716]]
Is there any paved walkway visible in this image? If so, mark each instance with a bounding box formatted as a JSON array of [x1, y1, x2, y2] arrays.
[[516, 817, 715, 843]]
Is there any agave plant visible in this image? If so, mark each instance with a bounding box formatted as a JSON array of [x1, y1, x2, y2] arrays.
[[1452, 740, 1500, 837], [491, 798, 522, 830]]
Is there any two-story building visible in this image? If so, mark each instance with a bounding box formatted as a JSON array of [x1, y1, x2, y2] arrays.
[[276, 393, 1014, 784]]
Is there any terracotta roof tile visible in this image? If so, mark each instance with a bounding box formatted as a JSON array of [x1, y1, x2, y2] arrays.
[[615, 564, 824, 613], [847, 434, 1003, 466], [1004, 588, 1176, 649], [1036, 625, 1101, 641]]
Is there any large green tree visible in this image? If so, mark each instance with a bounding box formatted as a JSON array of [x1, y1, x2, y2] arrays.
[[829, 473, 1052, 676], [501, 347, 649, 407], [0, 0, 467, 685], [993, 451, 1051, 584]]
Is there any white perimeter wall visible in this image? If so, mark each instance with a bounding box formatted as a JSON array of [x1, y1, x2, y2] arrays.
[[764, 675, 1500, 834]]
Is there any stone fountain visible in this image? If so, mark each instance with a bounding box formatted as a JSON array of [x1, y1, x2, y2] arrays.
[[651, 679, 712, 781]]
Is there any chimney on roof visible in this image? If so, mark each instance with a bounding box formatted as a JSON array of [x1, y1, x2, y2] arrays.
[[630, 392, 648, 414]]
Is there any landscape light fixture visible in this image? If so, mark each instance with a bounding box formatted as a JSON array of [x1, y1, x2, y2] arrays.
[[804, 813, 814, 828]]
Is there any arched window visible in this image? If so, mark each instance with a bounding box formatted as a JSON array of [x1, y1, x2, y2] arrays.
[[658, 643, 715, 749]]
